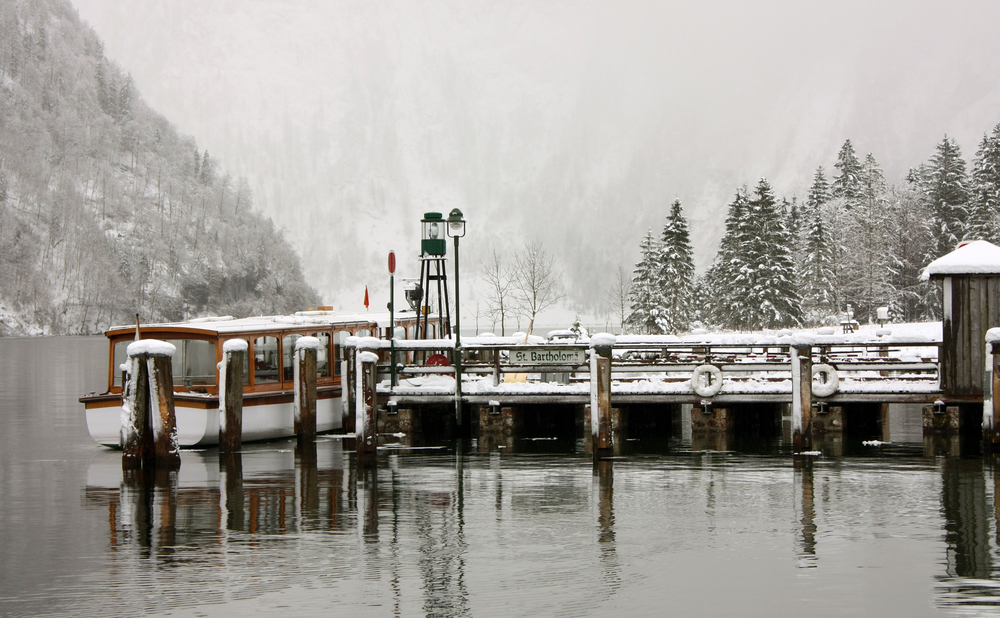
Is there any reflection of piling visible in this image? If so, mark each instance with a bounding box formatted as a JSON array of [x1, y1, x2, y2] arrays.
[[791, 344, 813, 453], [590, 334, 616, 462], [297, 440, 319, 523], [356, 338, 380, 465], [121, 340, 181, 471], [219, 339, 246, 453], [795, 458, 817, 566], [294, 337, 320, 442], [221, 453, 244, 531]]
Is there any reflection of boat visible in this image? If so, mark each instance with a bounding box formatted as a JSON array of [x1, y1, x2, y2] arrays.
[[79, 311, 422, 447]]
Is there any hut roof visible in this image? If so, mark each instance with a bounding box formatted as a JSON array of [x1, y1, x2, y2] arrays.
[[920, 240, 1000, 280]]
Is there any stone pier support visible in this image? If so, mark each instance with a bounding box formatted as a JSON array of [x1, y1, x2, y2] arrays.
[[690, 404, 732, 433], [121, 340, 181, 471], [810, 404, 843, 435], [294, 337, 319, 442], [923, 403, 961, 435], [219, 339, 246, 453]]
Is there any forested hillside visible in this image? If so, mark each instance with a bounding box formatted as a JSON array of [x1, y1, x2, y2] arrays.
[[0, 0, 318, 335]]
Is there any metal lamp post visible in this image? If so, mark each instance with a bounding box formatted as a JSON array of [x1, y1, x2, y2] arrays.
[[447, 208, 466, 429]]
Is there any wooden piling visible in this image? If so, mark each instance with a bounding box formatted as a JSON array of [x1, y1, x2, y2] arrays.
[[791, 343, 813, 453], [356, 338, 380, 464], [219, 339, 247, 453], [984, 330, 1000, 450], [121, 340, 180, 471], [343, 336, 358, 433], [590, 334, 616, 461], [294, 336, 320, 442]]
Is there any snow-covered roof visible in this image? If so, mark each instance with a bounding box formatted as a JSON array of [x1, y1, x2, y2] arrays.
[[921, 240, 1000, 280], [108, 310, 424, 336]]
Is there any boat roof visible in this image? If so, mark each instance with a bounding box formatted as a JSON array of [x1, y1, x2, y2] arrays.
[[108, 310, 425, 337]]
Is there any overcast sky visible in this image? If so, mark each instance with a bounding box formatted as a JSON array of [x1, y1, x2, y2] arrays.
[[72, 0, 1000, 322]]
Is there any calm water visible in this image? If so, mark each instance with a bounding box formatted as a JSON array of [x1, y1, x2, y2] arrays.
[[4, 338, 1000, 616]]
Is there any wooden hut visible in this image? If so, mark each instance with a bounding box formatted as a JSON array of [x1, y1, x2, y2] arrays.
[[922, 240, 1000, 400]]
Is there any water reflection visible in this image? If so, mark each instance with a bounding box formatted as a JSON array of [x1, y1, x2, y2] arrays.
[[795, 458, 817, 568], [594, 460, 621, 595]]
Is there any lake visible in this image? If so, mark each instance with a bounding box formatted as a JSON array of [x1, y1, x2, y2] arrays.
[[2, 336, 1000, 616]]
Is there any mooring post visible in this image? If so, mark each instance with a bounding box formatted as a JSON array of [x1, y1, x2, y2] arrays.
[[121, 340, 180, 471], [356, 337, 380, 464], [984, 329, 1000, 451], [791, 343, 813, 453], [343, 336, 359, 433], [590, 333, 616, 461], [294, 336, 320, 442], [219, 339, 247, 453]]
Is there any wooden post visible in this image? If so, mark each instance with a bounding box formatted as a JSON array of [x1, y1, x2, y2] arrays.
[[984, 330, 1000, 450], [294, 336, 320, 442], [356, 338, 380, 464], [590, 334, 616, 461], [122, 340, 180, 471], [791, 343, 813, 453], [343, 336, 358, 433], [219, 339, 246, 453]]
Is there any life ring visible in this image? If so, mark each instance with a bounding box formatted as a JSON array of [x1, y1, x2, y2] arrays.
[[811, 363, 839, 397], [691, 364, 723, 398]]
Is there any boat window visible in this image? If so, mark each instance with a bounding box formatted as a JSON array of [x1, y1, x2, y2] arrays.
[[254, 336, 280, 384], [283, 334, 302, 382], [166, 339, 217, 388], [312, 332, 331, 378], [112, 340, 129, 387], [356, 329, 371, 338], [333, 331, 348, 376]]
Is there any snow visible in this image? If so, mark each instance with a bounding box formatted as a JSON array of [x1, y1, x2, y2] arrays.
[[294, 336, 322, 351], [127, 339, 176, 357], [358, 351, 380, 364], [355, 336, 381, 351], [921, 240, 1000, 279], [590, 333, 617, 347], [223, 338, 249, 353], [987, 328, 1000, 345]]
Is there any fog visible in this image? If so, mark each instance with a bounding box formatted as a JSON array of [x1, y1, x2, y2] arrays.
[[73, 0, 1000, 324]]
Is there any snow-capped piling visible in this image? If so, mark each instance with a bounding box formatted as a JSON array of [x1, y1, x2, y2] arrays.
[[791, 343, 813, 453], [356, 338, 380, 464], [121, 339, 180, 471], [985, 329, 1000, 450], [590, 333, 616, 461], [294, 336, 320, 442], [219, 338, 247, 453]]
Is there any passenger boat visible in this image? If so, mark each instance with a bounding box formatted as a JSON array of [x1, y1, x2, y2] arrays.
[[80, 309, 437, 447]]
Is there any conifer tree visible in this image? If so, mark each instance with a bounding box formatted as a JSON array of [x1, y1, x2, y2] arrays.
[[626, 230, 665, 334], [807, 166, 831, 210], [799, 211, 836, 323], [924, 135, 970, 257], [705, 188, 752, 329], [658, 199, 695, 333], [742, 179, 802, 329], [842, 153, 894, 322], [832, 139, 864, 208], [968, 123, 1000, 242]]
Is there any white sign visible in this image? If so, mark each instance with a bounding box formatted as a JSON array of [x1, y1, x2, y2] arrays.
[[511, 348, 586, 364]]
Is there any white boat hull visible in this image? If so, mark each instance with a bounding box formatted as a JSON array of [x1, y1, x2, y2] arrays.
[[86, 396, 344, 448]]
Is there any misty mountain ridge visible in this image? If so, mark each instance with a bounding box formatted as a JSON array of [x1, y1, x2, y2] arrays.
[[0, 0, 318, 335]]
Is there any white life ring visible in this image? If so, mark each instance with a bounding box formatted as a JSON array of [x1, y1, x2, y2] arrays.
[[691, 364, 723, 398], [811, 363, 839, 397]]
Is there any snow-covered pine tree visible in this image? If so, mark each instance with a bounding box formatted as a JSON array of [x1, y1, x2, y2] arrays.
[[657, 199, 696, 333], [968, 123, 1000, 243], [799, 211, 837, 324], [741, 179, 802, 329], [705, 188, 752, 329], [626, 230, 665, 334], [807, 166, 831, 210], [924, 135, 970, 258], [841, 153, 895, 323], [832, 139, 864, 208]]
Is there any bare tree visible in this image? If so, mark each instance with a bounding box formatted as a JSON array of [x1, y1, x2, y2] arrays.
[[512, 241, 563, 338], [481, 248, 515, 336], [607, 263, 632, 334]]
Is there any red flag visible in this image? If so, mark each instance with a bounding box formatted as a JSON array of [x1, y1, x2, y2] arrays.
[[363, 286, 369, 310]]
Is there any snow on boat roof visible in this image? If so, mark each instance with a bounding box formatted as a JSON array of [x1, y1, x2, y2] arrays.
[[109, 310, 422, 336], [921, 240, 1000, 280]]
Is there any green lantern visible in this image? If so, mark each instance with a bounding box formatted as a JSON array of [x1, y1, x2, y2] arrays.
[[421, 212, 446, 256]]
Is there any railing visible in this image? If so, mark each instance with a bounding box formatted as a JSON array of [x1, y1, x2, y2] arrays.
[[347, 335, 942, 401]]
